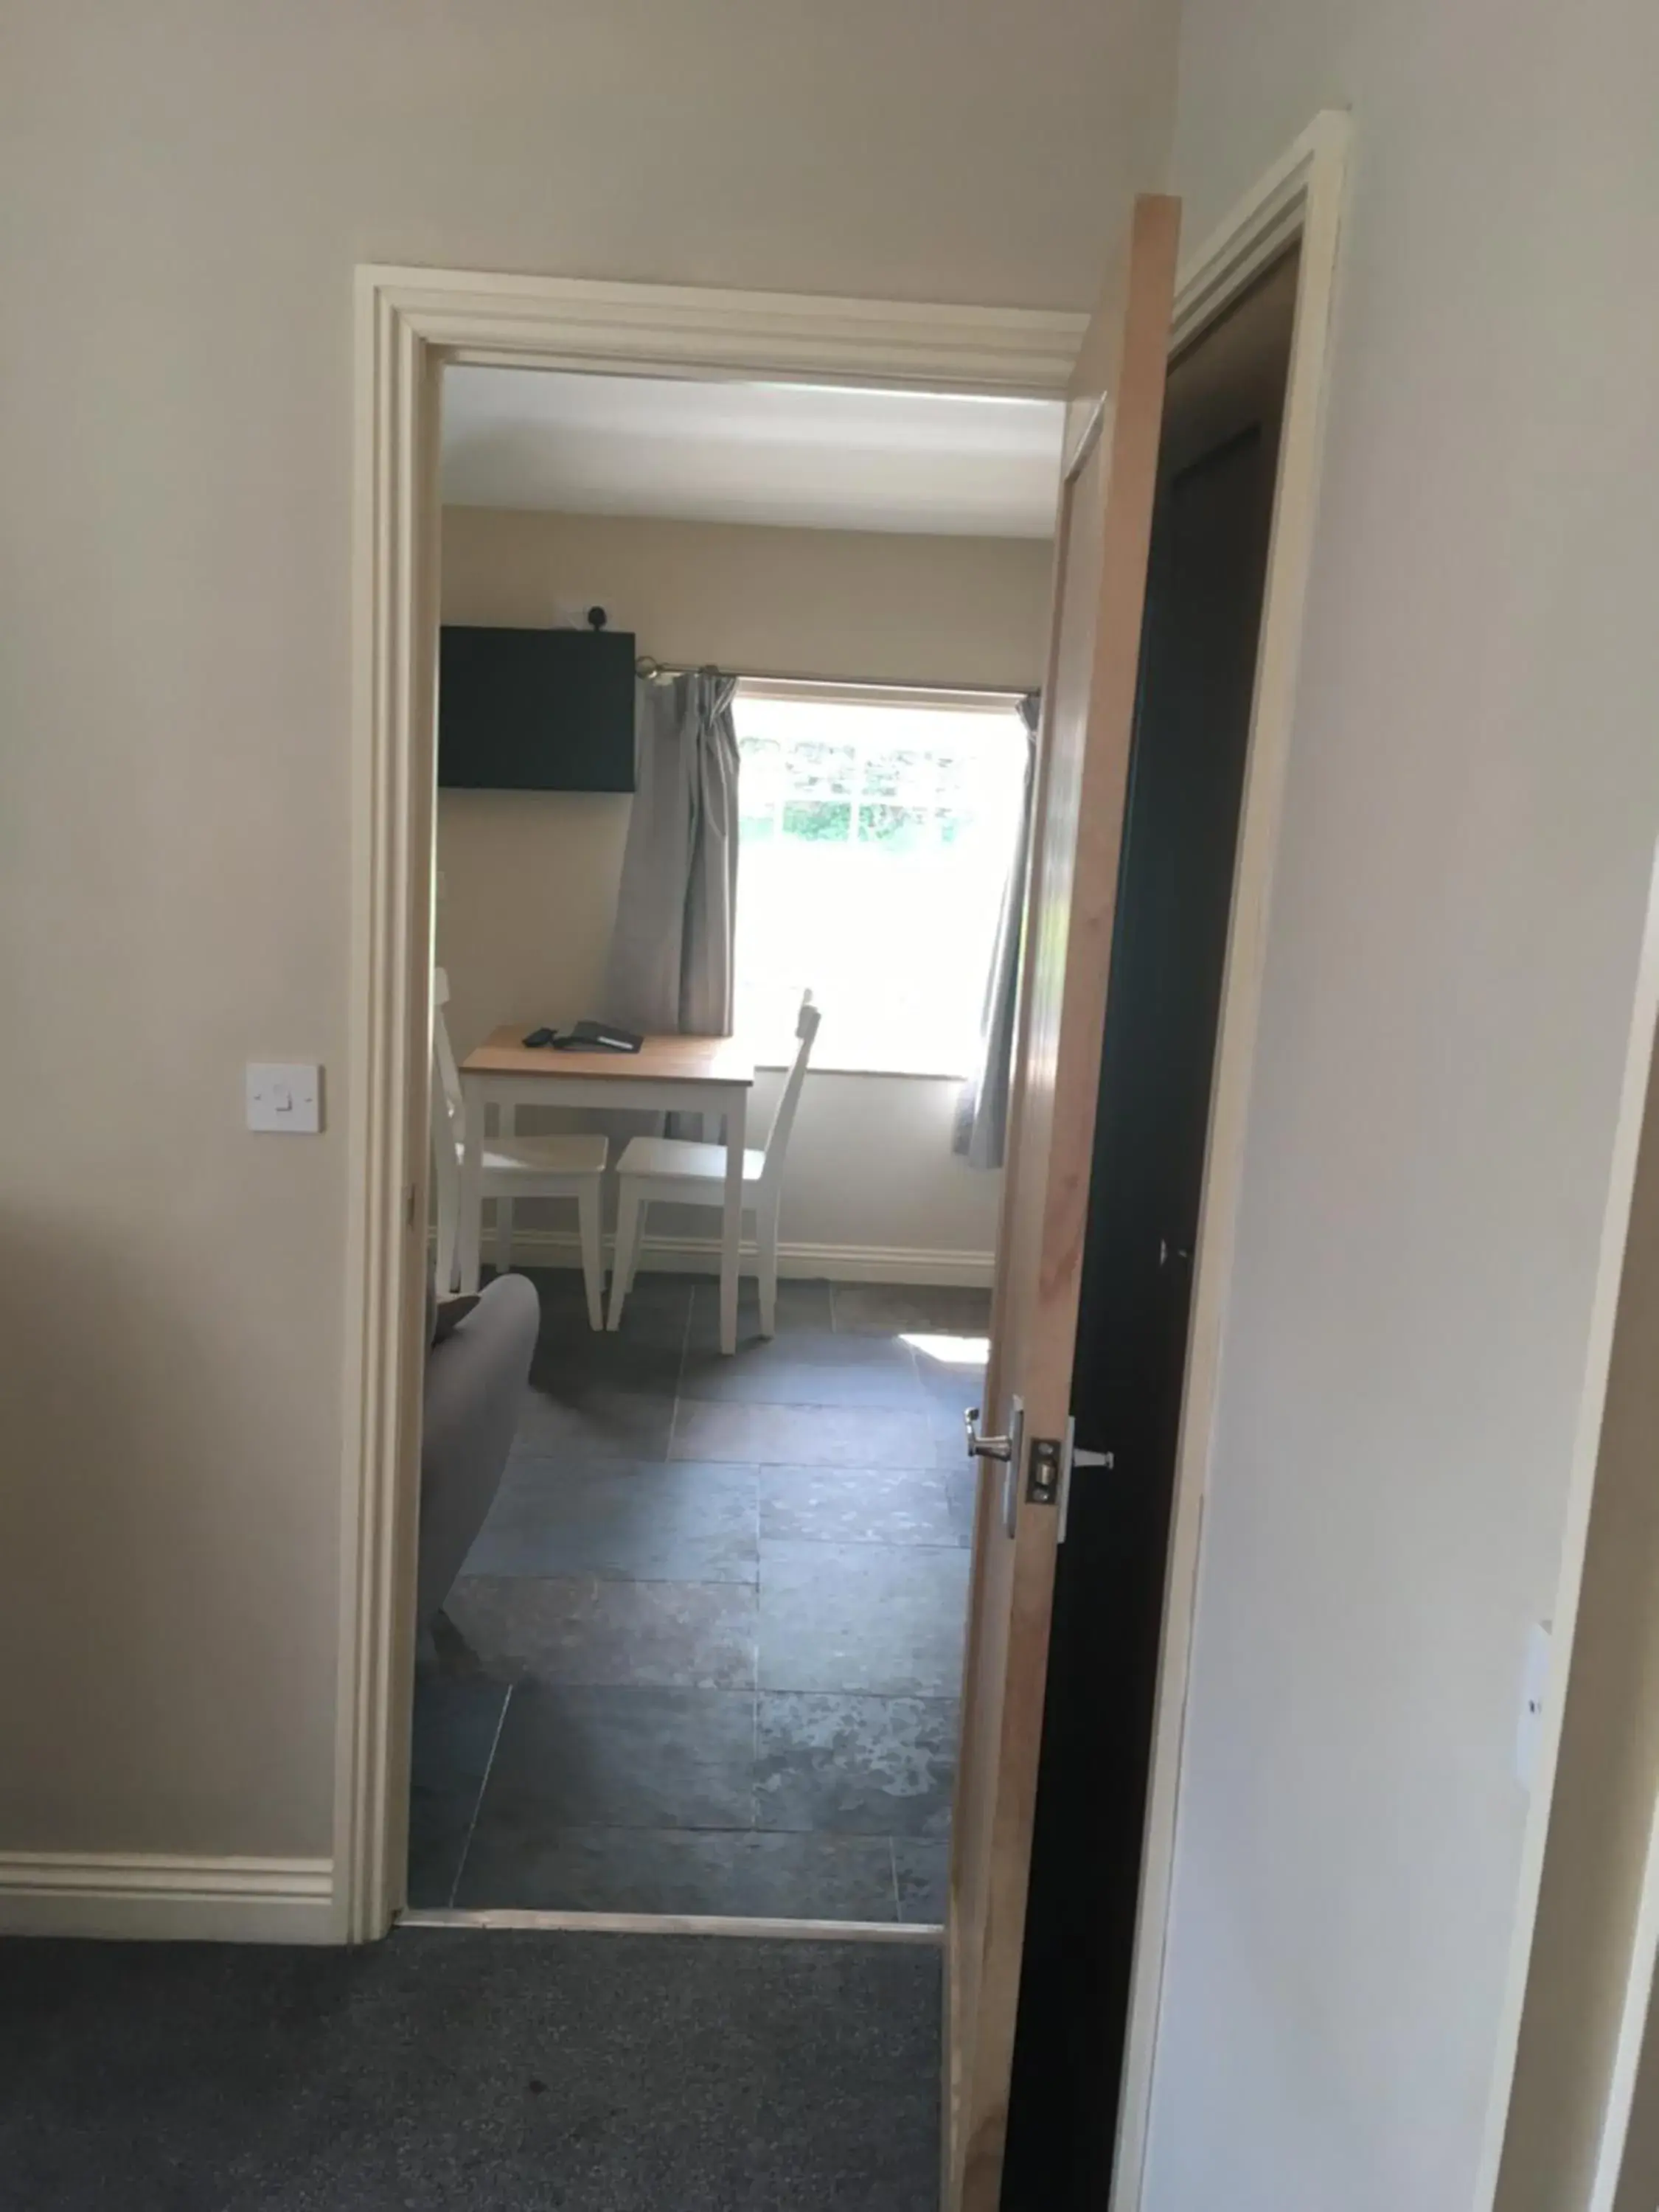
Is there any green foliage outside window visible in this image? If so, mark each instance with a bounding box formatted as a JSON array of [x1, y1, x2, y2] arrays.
[[782, 800, 852, 841]]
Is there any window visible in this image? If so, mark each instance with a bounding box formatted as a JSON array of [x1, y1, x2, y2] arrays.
[[734, 683, 1027, 1074]]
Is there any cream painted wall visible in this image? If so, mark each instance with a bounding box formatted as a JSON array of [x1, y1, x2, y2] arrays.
[[1143, 10, 1659, 2212], [1492, 1006, 1659, 2212], [439, 505, 1056, 694], [437, 507, 1050, 1263], [0, 2, 1173, 1868]]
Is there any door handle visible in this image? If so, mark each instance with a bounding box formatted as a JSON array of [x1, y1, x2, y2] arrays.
[[966, 1399, 1026, 1537], [964, 1407, 1015, 1462]]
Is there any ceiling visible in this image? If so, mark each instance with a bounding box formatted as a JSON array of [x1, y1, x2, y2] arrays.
[[440, 366, 1065, 539]]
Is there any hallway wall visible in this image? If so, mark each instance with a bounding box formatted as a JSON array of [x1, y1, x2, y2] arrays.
[[1143, 10, 1659, 2212], [0, 0, 1176, 1888]]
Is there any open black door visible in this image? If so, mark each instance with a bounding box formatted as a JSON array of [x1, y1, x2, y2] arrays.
[[1001, 248, 1301, 2210]]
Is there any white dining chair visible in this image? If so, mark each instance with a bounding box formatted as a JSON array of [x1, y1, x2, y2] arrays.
[[431, 969, 609, 1327], [608, 991, 821, 1338]]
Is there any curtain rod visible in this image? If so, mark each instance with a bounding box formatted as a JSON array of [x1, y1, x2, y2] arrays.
[[633, 656, 1027, 703]]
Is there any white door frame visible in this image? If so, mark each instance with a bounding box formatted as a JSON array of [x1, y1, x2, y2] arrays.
[[337, 112, 1350, 2012], [338, 269, 1086, 1942], [1107, 111, 1351, 2211]]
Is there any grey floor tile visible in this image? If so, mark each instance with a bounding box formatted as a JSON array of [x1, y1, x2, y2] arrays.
[[685, 1277, 834, 1347], [406, 1674, 510, 1909], [529, 1334, 684, 1398], [514, 1385, 676, 1461], [531, 1267, 692, 1349], [892, 1839, 949, 1924], [759, 1465, 956, 1547], [757, 1541, 970, 1697], [467, 1458, 759, 1585], [677, 1354, 925, 1408], [476, 1683, 757, 1832], [687, 1324, 917, 1371], [755, 1693, 959, 1837], [455, 1821, 900, 1920], [832, 1283, 992, 1337], [945, 1467, 978, 1547], [672, 1399, 935, 1467], [446, 1573, 757, 1690]]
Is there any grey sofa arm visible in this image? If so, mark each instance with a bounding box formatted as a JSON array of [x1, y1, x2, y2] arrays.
[[417, 1270, 540, 1628]]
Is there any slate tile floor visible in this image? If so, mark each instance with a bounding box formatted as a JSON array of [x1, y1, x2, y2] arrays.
[[410, 1270, 987, 1923]]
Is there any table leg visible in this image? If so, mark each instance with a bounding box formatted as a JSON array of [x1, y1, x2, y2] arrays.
[[458, 1080, 485, 1294], [720, 1087, 745, 1355]]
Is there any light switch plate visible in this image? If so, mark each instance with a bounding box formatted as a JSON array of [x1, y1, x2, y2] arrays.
[[1515, 1621, 1552, 1790], [246, 1062, 322, 1134]]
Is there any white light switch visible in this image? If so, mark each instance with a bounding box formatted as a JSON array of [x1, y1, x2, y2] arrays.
[[1515, 1621, 1553, 1790], [246, 1062, 322, 1134]]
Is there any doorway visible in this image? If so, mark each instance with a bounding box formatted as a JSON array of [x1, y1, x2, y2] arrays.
[[337, 275, 1085, 1942], [406, 357, 1057, 1926], [1002, 248, 1301, 2209]]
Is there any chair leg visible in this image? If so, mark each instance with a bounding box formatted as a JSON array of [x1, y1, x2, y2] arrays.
[[627, 1197, 647, 1294], [493, 1193, 514, 1278], [577, 1178, 604, 1332], [757, 1193, 781, 1338], [434, 1170, 459, 1297], [609, 1182, 642, 1330]]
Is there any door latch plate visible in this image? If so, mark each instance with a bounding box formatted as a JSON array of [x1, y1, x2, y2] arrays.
[[1026, 1436, 1062, 1506]]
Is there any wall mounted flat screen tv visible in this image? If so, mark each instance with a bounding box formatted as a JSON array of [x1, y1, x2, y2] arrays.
[[438, 625, 637, 793]]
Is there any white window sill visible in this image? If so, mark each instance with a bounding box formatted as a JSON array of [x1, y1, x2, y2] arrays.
[[755, 1052, 969, 1082]]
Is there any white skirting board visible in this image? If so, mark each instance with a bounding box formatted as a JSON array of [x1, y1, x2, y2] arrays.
[[501, 1226, 995, 1289], [0, 1852, 337, 1943]]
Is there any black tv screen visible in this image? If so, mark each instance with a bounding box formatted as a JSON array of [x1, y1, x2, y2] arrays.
[[438, 626, 637, 793]]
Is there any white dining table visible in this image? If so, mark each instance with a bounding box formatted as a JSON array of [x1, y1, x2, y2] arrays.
[[456, 1027, 757, 1354]]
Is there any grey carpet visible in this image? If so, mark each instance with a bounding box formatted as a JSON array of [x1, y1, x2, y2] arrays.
[[0, 1930, 940, 2210]]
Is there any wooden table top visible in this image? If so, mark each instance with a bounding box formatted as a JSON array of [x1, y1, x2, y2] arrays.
[[461, 1027, 757, 1088]]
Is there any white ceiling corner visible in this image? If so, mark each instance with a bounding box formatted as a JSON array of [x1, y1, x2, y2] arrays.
[[439, 366, 1064, 539]]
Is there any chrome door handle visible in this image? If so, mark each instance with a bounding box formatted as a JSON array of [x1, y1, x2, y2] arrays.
[[964, 1406, 1015, 1462], [966, 1399, 1027, 1537]]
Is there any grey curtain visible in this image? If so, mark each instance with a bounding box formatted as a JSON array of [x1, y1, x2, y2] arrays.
[[603, 671, 740, 1035], [953, 690, 1040, 1170]]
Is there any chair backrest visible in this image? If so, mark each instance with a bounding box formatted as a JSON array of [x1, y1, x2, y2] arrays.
[[428, 968, 465, 1290], [431, 967, 464, 1131], [431, 965, 465, 1174], [757, 991, 821, 1192]]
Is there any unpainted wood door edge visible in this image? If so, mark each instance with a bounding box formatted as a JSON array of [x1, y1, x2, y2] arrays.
[[945, 462, 1079, 2191], [1107, 111, 1352, 2212], [341, 275, 1088, 1946], [954, 192, 1181, 2212], [947, 387, 1096, 2212]]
